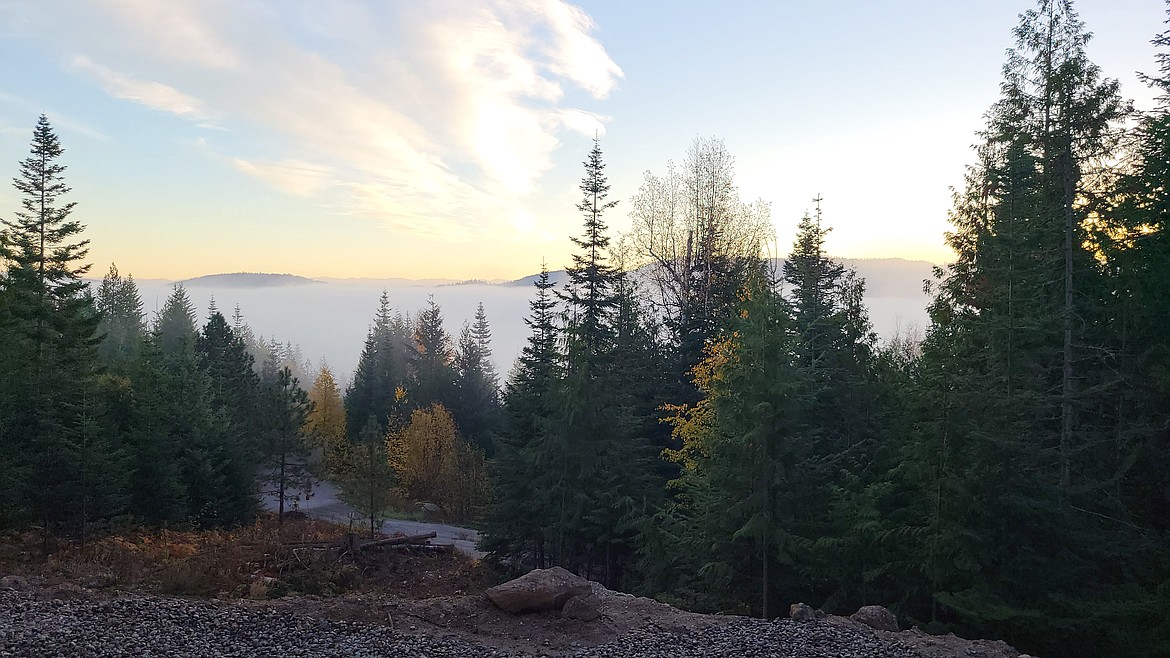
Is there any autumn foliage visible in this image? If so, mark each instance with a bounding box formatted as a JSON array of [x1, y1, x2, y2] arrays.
[[388, 404, 489, 523]]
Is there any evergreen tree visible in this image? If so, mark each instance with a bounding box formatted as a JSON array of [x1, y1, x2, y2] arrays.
[[596, 268, 667, 584], [95, 263, 145, 370], [558, 138, 621, 355], [780, 203, 887, 612], [0, 115, 114, 545], [451, 303, 501, 455], [345, 292, 410, 439], [338, 417, 398, 538], [197, 308, 263, 520], [142, 287, 250, 527], [783, 205, 847, 368], [484, 265, 560, 568], [524, 139, 654, 585], [154, 284, 198, 357], [1075, 8, 1170, 654], [471, 302, 496, 366], [653, 273, 802, 617], [905, 2, 1132, 652], [544, 139, 625, 578], [259, 366, 313, 524], [1107, 7, 1170, 538], [410, 295, 456, 411]]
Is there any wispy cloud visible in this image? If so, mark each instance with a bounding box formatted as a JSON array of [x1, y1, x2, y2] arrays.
[[13, 0, 623, 242], [93, 0, 240, 69], [231, 159, 333, 198], [69, 56, 219, 124]]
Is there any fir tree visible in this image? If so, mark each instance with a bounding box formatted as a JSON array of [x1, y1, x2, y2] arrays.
[[0, 115, 112, 546], [451, 303, 501, 455], [345, 292, 411, 439], [154, 285, 198, 357], [907, 2, 1132, 651], [145, 287, 249, 527], [656, 273, 802, 617], [260, 366, 313, 524], [559, 138, 621, 355], [338, 417, 398, 538], [197, 308, 263, 518], [484, 265, 561, 568], [95, 263, 145, 370], [410, 295, 456, 411]]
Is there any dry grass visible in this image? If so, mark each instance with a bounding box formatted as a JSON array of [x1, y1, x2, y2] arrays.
[[0, 515, 482, 599]]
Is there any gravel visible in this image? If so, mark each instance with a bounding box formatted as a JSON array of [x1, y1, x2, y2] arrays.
[[0, 590, 927, 658], [573, 619, 925, 658]]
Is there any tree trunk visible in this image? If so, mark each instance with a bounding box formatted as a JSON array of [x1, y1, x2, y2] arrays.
[[277, 445, 286, 525], [761, 536, 769, 619], [1060, 147, 1075, 492]]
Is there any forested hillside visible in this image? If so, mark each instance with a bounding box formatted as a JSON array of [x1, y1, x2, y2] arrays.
[[2, 2, 1168, 656]]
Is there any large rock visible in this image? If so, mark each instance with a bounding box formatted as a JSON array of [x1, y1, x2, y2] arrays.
[[486, 567, 593, 613], [851, 604, 899, 631]]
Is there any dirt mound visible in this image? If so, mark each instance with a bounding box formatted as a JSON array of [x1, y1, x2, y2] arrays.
[[267, 582, 720, 655]]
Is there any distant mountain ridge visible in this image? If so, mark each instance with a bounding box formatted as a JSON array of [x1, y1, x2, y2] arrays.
[[146, 257, 935, 297], [180, 272, 324, 288], [86, 258, 932, 385]]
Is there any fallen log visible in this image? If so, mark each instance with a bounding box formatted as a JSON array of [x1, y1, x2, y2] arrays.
[[382, 543, 453, 553], [358, 532, 437, 550]]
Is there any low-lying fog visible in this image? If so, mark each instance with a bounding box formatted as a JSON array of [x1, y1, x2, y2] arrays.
[[124, 259, 934, 386]]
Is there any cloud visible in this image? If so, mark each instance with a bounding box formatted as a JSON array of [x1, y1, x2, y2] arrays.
[[70, 56, 218, 123], [517, 0, 624, 98], [93, 0, 240, 69], [231, 159, 333, 198], [16, 0, 624, 242], [557, 108, 609, 137]]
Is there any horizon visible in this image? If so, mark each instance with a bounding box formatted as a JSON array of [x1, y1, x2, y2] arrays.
[[2, 1, 1164, 280], [87, 254, 943, 285], [114, 259, 936, 387]]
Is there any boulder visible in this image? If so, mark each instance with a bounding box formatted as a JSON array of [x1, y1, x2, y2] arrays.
[[1, 575, 31, 591], [851, 605, 899, 632], [416, 501, 442, 517], [486, 567, 593, 613], [789, 602, 816, 622], [81, 572, 117, 589], [562, 595, 602, 622]]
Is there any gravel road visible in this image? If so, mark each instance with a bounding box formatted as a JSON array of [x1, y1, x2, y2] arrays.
[[0, 589, 933, 658], [262, 479, 484, 558]]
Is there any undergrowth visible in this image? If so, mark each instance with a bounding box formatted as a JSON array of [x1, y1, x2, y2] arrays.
[[0, 515, 482, 599]]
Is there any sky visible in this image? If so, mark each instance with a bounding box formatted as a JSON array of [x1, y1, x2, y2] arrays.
[[0, 0, 1165, 281]]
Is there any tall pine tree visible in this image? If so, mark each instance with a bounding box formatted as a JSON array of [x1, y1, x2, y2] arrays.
[[0, 115, 114, 545]]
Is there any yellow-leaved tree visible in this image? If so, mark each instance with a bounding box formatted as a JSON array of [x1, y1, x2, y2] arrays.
[[305, 364, 347, 477], [388, 403, 488, 523]]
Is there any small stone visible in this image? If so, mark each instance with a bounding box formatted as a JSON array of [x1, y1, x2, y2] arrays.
[[0, 575, 31, 591], [789, 602, 816, 622]]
